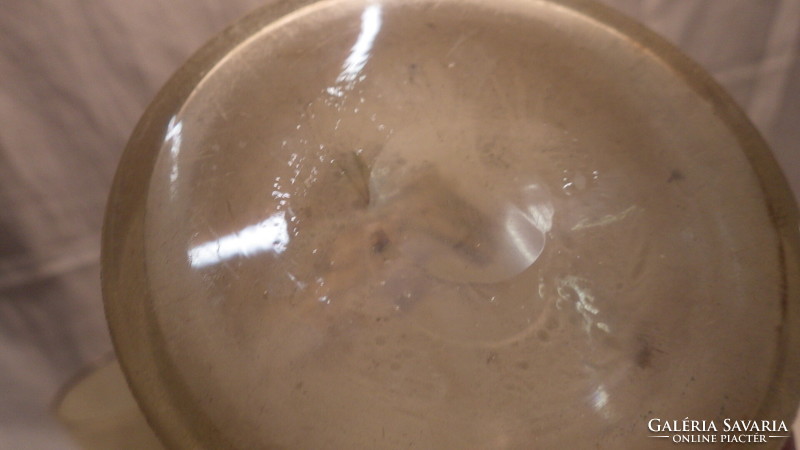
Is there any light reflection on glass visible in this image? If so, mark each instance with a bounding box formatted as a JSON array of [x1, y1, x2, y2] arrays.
[[327, 3, 383, 96], [165, 116, 183, 198], [590, 384, 611, 419], [556, 275, 610, 335], [188, 211, 290, 269], [572, 205, 637, 231], [496, 184, 553, 280], [504, 206, 547, 268], [503, 184, 554, 266], [522, 184, 555, 232]]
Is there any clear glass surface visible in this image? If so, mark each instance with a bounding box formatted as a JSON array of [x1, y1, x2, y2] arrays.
[[102, 0, 800, 448]]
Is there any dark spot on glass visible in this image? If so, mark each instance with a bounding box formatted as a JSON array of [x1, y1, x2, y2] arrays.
[[372, 229, 390, 253], [635, 339, 656, 368], [536, 329, 550, 341], [667, 169, 684, 183]]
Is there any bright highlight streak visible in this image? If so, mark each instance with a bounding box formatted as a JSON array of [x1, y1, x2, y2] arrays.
[[166, 116, 183, 197], [590, 385, 611, 419], [591, 385, 609, 410], [337, 4, 382, 85], [188, 211, 290, 268], [502, 184, 554, 265]]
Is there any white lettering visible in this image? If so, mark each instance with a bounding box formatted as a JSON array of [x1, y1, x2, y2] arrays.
[[723, 418, 733, 432]]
